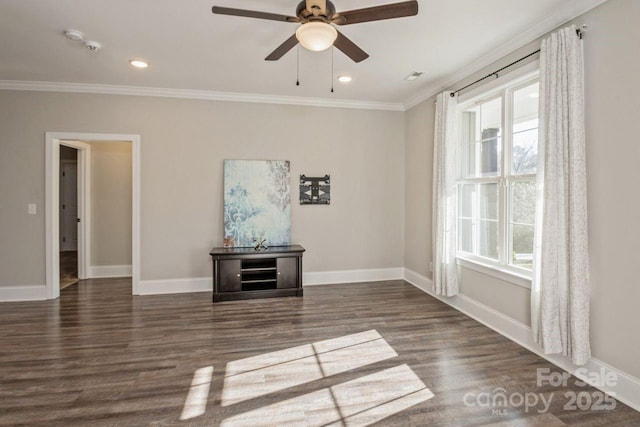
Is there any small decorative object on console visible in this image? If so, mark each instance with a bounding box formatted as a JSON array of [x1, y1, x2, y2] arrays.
[[253, 237, 268, 251]]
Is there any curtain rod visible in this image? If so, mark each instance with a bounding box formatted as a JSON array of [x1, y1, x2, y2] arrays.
[[449, 27, 584, 98]]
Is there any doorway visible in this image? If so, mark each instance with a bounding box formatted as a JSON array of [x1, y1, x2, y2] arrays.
[[59, 146, 79, 289], [46, 132, 141, 299]]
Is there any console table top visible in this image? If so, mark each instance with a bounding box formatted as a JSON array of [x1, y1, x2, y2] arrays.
[[210, 244, 305, 256]]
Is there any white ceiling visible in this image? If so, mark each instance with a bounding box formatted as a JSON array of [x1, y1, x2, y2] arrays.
[[0, 0, 605, 110]]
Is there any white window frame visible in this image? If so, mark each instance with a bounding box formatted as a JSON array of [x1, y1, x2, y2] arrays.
[[455, 63, 540, 288]]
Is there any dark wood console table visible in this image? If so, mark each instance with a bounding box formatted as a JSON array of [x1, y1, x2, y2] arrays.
[[210, 245, 305, 302]]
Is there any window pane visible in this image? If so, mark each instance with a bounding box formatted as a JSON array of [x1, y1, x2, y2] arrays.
[[512, 83, 539, 175], [459, 108, 479, 179], [478, 181, 499, 259], [458, 184, 473, 218], [458, 219, 473, 253], [481, 97, 502, 132], [511, 224, 534, 268], [511, 180, 536, 224], [512, 128, 538, 174], [478, 220, 498, 260], [459, 97, 502, 179], [513, 82, 539, 123], [480, 97, 501, 177], [479, 183, 498, 221], [510, 179, 536, 269]]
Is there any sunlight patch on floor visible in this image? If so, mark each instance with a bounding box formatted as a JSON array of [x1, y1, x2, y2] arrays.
[[220, 364, 434, 426], [180, 366, 213, 420], [221, 330, 397, 406]]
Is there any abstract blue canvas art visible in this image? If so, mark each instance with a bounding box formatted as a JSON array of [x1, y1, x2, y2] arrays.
[[223, 160, 291, 248]]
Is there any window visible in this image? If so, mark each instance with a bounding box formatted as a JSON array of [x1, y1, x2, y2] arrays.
[[456, 76, 539, 276]]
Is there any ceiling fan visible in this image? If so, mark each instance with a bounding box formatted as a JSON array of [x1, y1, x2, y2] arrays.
[[212, 0, 418, 63]]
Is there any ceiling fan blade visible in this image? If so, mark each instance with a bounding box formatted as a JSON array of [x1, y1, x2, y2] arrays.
[[212, 6, 299, 23], [333, 0, 418, 25], [333, 31, 369, 63], [265, 34, 299, 61]]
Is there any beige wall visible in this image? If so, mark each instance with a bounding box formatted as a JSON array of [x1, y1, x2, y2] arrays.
[[581, 0, 640, 380], [404, 99, 435, 277], [0, 92, 404, 285], [88, 141, 132, 267], [404, 0, 640, 379]]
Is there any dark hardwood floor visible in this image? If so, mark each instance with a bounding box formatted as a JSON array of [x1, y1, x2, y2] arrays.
[[59, 250, 78, 289], [0, 279, 638, 426]]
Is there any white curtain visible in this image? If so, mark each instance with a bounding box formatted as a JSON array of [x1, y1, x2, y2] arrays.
[[432, 91, 459, 296], [532, 25, 591, 366]]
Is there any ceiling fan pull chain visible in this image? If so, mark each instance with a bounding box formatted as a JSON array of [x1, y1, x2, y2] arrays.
[[296, 45, 300, 86], [330, 47, 334, 93]]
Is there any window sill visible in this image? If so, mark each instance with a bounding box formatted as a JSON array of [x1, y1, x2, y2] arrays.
[[456, 257, 532, 289]]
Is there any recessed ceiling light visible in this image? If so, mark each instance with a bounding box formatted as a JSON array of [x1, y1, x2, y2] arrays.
[[338, 75, 352, 83], [129, 59, 149, 69], [404, 71, 423, 81]]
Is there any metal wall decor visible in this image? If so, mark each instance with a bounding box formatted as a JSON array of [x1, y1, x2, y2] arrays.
[[300, 175, 330, 205]]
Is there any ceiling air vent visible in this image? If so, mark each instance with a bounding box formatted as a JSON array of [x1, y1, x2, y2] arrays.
[[404, 71, 423, 81]]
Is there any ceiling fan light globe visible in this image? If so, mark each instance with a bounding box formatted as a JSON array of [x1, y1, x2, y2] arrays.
[[295, 22, 337, 52]]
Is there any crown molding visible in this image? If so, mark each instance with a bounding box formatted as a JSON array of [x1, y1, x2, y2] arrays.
[[403, 0, 610, 110], [0, 80, 405, 112]]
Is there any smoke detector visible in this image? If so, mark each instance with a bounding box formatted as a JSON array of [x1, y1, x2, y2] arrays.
[[64, 29, 84, 42], [84, 40, 101, 52]]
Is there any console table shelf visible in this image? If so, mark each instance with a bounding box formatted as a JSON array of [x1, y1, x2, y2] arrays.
[[210, 245, 305, 302]]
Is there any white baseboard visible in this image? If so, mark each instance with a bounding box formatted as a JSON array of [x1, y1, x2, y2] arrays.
[[88, 265, 132, 278], [303, 268, 404, 286], [137, 277, 211, 295], [403, 268, 640, 413], [0, 285, 47, 302], [135, 267, 404, 295]]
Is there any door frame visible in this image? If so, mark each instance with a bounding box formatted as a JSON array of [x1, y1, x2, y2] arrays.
[[45, 132, 141, 299]]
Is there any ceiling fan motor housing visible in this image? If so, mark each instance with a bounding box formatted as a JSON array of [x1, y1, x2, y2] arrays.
[[296, 0, 336, 21]]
